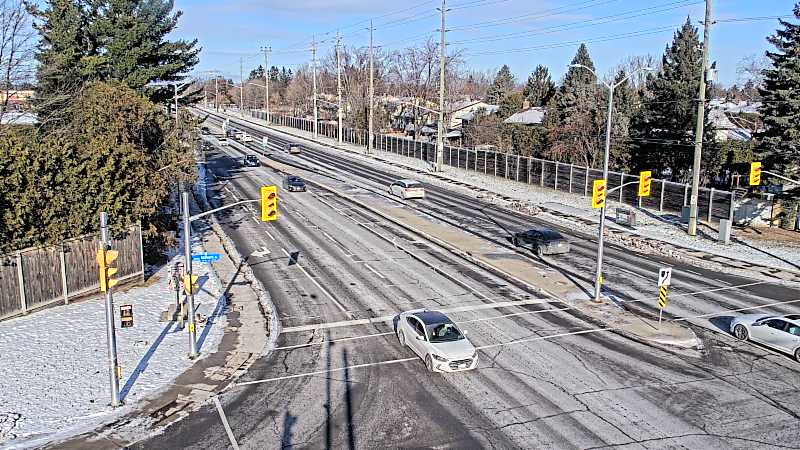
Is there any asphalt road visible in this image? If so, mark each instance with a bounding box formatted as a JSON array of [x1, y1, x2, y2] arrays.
[[132, 112, 800, 449]]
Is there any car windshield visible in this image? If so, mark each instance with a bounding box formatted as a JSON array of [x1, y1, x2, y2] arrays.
[[428, 322, 464, 343]]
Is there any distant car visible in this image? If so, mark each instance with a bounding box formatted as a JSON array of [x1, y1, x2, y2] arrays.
[[730, 314, 800, 361], [512, 228, 570, 256], [234, 131, 246, 140], [287, 143, 302, 154], [242, 154, 259, 167], [241, 132, 253, 142], [283, 175, 307, 192], [226, 128, 236, 138], [218, 137, 229, 146], [396, 309, 477, 373], [389, 179, 425, 200], [200, 126, 210, 135]]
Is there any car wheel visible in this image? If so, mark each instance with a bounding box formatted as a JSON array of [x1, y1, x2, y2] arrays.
[[733, 324, 749, 341], [425, 354, 434, 372], [512, 236, 519, 247], [536, 247, 544, 258], [398, 330, 406, 347], [795, 348, 800, 363]]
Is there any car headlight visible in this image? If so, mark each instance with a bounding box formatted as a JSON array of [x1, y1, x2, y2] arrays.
[[432, 354, 448, 362]]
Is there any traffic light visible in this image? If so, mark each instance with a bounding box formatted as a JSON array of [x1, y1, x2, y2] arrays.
[[591, 180, 606, 209], [749, 161, 762, 186], [261, 185, 278, 222], [638, 171, 652, 197], [96, 248, 119, 292], [184, 274, 199, 295]]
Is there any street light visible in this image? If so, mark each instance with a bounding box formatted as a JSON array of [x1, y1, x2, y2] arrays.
[[569, 63, 653, 302]]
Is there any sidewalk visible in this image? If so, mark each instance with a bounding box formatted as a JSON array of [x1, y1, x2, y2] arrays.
[[1, 191, 274, 449], [0, 241, 226, 447], [210, 109, 800, 280]]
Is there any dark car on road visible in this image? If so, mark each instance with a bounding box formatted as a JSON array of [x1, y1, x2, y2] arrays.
[[287, 143, 302, 154], [242, 154, 260, 167], [283, 175, 307, 192], [512, 228, 570, 256]]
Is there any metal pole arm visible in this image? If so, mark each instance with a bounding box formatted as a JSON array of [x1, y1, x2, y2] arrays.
[[606, 180, 639, 195], [189, 199, 259, 221], [763, 170, 800, 186]]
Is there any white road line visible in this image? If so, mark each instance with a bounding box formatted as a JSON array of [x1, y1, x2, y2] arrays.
[[281, 247, 349, 314], [212, 396, 240, 450], [235, 358, 418, 386], [275, 331, 396, 350], [715, 278, 733, 286], [281, 297, 554, 333], [683, 269, 703, 277], [252, 216, 260, 224], [223, 185, 240, 201], [363, 263, 386, 279], [264, 228, 276, 241]]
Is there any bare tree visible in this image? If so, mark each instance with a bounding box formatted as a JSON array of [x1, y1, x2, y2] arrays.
[[737, 54, 770, 101], [0, 0, 35, 127]]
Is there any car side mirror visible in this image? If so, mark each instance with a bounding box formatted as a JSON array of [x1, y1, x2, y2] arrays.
[[415, 335, 424, 341]]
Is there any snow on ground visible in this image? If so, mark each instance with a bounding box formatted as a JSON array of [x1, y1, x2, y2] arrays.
[[0, 234, 227, 447], [236, 112, 800, 272]]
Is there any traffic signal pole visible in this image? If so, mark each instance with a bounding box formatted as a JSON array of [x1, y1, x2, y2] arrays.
[[593, 83, 614, 302], [99, 212, 121, 407], [182, 192, 199, 359]]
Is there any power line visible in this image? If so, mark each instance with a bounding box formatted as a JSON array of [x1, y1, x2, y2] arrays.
[[449, 0, 623, 32]]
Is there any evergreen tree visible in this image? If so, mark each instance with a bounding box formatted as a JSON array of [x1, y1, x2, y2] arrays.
[[498, 91, 523, 118], [249, 65, 265, 80], [608, 69, 637, 171], [487, 64, 514, 104], [757, 4, 800, 184], [544, 43, 604, 167], [522, 65, 555, 107], [631, 17, 714, 180]]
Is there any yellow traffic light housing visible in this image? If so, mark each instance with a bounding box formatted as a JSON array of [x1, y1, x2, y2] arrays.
[[749, 161, 762, 186], [183, 274, 199, 295], [96, 248, 119, 292], [261, 185, 278, 222], [638, 171, 652, 197], [591, 180, 606, 209]]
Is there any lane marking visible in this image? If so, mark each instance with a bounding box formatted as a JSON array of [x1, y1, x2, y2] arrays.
[[223, 185, 240, 201], [683, 269, 703, 277], [363, 263, 386, 279], [281, 247, 349, 314], [274, 306, 573, 351], [715, 278, 733, 286], [212, 396, 240, 450], [281, 297, 554, 333], [264, 228, 276, 241], [235, 358, 418, 386]]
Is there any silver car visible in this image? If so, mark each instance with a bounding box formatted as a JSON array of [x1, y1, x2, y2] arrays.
[[730, 314, 800, 361], [512, 228, 570, 257], [396, 309, 477, 373]]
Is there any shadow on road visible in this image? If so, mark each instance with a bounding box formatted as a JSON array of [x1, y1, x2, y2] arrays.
[[709, 316, 734, 335], [281, 410, 298, 449], [343, 348, 356, 450]]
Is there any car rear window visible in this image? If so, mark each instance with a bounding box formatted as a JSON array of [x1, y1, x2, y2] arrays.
[[406, 182, 422, 189]]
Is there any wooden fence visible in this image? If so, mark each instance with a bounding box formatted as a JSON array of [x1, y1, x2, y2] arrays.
[[0, 224, 144, 321]]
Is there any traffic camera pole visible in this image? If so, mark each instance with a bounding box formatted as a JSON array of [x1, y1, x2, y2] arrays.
[[182, 192, 199, 359], [100, 212, 121, 407]]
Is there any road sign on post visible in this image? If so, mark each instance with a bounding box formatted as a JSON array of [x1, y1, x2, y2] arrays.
[[591, 180, 606, 209], [657, 267, 671, 326], [638, 171, 652, 197], [120, 304, 133, 328], [749, 161, 762, 186], [658, 267, 672, 287]]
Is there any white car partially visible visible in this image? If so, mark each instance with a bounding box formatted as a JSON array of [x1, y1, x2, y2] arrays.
[[730, 313, 800, 362], [396, 309, 477, 373], [389, 179, 425, 200]]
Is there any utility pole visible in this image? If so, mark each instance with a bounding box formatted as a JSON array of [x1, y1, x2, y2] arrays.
[[312, 35, 318, 140], [100, 212, 121, 407], [262, 46, 271, 123], [688, 0, 713, 236], [368, 21, 375, 154], [182, 192, 199, 359], [436, 0, 447, 172], [214, 77, 219, 112], [336, 32, 343, 146], [239, 57, 245, 117]]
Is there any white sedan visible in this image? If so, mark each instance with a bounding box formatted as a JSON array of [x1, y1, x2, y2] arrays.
[[730, 314, 800, 362], [396, 309, 478, 373], [389, 179, 425, 200]]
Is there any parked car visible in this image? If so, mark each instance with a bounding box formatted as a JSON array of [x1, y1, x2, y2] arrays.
[[242, 154, 260, 167], [512, 228, 570, 256], [283, 175, 307, 192], [396, 309, 477, 373], [218, 137, 229, 146], [730, 314, 800, 361], [287, 143, 302, 154], [389, 179, 425, 200]]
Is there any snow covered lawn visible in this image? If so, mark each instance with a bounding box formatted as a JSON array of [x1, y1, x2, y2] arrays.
[[0, 245, 227, 447]]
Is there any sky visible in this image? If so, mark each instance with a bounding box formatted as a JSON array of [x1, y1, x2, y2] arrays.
[[173, 0, 798, 88]]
